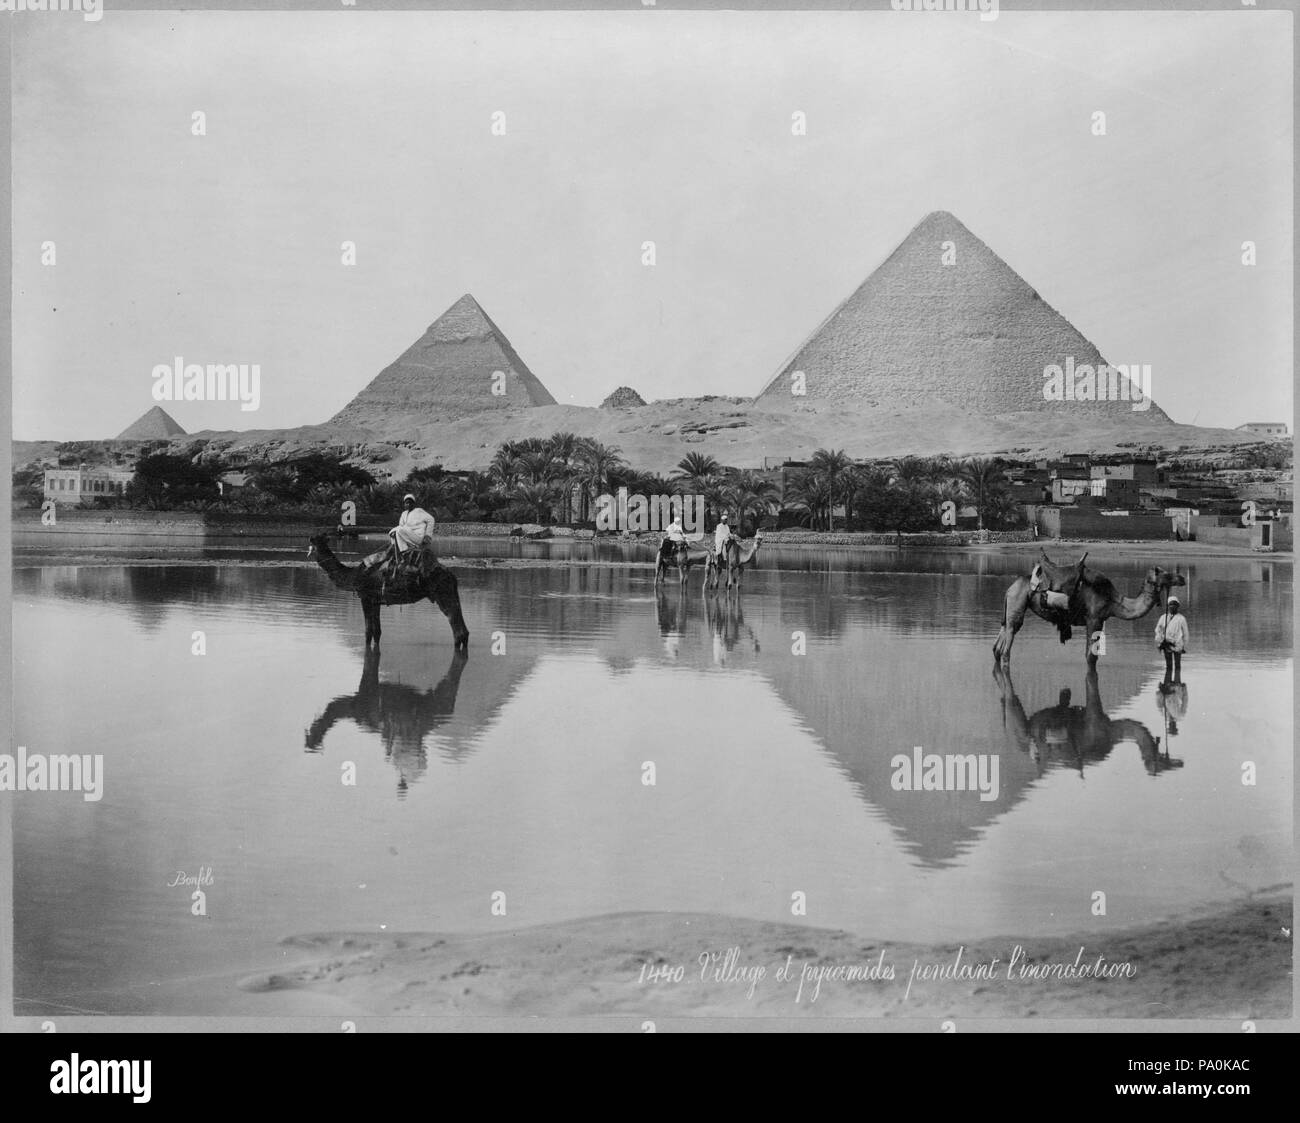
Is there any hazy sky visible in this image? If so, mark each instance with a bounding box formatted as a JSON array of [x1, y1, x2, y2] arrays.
[[12, 8, 1293, 438]]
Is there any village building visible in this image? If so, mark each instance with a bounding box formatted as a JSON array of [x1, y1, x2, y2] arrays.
[[44, 465, 135, 503], [1235, 421, 1289, 439]]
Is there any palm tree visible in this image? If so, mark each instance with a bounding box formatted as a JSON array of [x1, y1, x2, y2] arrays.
[[783, 467, 832, 530], [545, 432, 580, 522], [510, 480, 555, 524], [488, 444, 521, 490], [808, 448, 853, 530], [575, 439, 626, 521], [724, 470, 780, 532], [889, 455, 931, 486], [671, 452, 720, 493], [957, 457, 1006, 531], [515, 450, 554, 486], [544, 432, 579, 464], [672, 452, 719, 481], [844, 463, 888, 528], [985, 490, 1023, 531]]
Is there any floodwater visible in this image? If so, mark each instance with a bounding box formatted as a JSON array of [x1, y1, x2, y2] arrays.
[[11, 536, 1293, 1014]]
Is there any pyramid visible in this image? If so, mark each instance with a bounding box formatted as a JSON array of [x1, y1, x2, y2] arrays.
[[600, 386, 646, 408], [331, 294, 556, 427], [116, 405, 186, 440], [756, 212, 1170, 421]]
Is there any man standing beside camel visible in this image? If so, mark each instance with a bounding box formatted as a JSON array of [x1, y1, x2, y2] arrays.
[[1154, 595, 1189, 684]]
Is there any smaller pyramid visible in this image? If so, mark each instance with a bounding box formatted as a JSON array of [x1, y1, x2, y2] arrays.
[[117, 406, 186, 440], [331, 294, 557, 426], [600, 386, 646, 408]]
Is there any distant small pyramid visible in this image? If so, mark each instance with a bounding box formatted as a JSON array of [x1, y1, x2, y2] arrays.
[[116, 405, 186, 440], [756, 211, 1170, 421], [331, 294, 556, 426], [600, 386, 646, 408]]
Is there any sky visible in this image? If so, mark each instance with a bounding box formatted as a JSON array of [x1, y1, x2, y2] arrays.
[[11, 7, 1294, 438]]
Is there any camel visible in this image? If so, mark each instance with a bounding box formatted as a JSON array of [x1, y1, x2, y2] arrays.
[[707, 531, 763, 591], [992, 548, 1185, 667], [654, 538, 711, 587], [993, 664, 1182, 777], [703, 590, 760, 658], [305, 647, 469, 795], [308, 533, 469, 649]]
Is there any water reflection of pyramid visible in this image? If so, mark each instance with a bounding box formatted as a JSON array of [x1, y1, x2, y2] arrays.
[[431, 571, 1171, 867], [35, 561, 1172, 843], [757, 638, 1157, 867], [575, 578, 1164, 868]]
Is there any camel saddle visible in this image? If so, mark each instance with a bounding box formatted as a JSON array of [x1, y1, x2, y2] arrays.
[[1029, 551, 1090, 611], [364, 540, 434, 580]]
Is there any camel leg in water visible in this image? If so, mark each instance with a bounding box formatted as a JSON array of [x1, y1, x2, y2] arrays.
[[1085, 613, 1103, 668], [362, 594, 382, 647], [993, 576, 1032, 664], [426, 570, 470, 649]]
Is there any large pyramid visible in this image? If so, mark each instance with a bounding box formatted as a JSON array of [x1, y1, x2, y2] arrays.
[[331, 294, 556, 427], [116, 405, 186, 440], [756, 211, 1170, 421]]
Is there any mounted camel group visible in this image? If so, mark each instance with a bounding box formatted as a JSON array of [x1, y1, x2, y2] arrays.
[[654, 530, 764, 591], [304, 520, 762, 652], [993, 548, 1186, 667]]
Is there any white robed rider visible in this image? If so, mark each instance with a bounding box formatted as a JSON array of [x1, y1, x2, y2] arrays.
[[714, 512, 734, 559], [387, 493, 435, 572], [661, 513, 687, 563]]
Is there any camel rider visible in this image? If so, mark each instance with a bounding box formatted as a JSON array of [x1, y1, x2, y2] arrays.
[[1154, 595, 1188, 684], [661, 515, 687, 563], [714, 513, 734, 559], [388, 494, 435, 574]]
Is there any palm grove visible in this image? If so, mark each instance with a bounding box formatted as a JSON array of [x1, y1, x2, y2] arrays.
[[26, 435, 1025, 533]]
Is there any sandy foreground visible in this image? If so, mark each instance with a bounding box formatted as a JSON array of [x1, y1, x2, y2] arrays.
[[237, 891, 1292, 1020]]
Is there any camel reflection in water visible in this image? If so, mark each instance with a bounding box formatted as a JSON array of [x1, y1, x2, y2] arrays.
[[655, 586, 689, 659], [655, 586, 759, 664], [703, 588, 759, 663], [305, 647, 468, 796], [993, 666, 1184, 778]]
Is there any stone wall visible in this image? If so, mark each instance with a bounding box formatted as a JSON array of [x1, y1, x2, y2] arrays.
[[1033, 507, 1175, 540], [756, 529, 1036, 546]]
